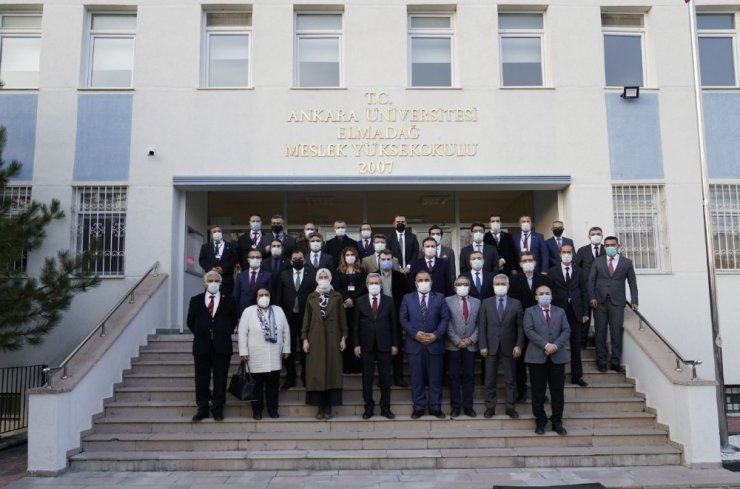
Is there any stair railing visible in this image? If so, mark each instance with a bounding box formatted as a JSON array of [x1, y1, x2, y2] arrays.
[[632, 308, 702, 380]]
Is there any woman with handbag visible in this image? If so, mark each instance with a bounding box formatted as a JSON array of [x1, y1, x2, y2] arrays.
[[238, 287, 291, 419], [302, 268, 348, 419]]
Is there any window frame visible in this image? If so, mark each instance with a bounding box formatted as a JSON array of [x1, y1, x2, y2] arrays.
[[84, 11, 137, 89], [201, 10, 252, 89], [696, 12, 739, 88], [498, 11, 547, 88], [407, 13, 455, 88], [709, 183, 740, 271], [0, 12, 42, 89], [611, 184, 668, 272], [601, 13, 647, 88], [2, 185, 32, 272], [293, 11, 343, 89]]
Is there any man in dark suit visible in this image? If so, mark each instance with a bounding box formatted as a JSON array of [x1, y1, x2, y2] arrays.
[[400, 270, 450, 419], [545, 220, 575, 269], [261, 239, 290, 277], [276, 251, 316, 389], [356, 223, 375, 259], [386, 215, 419, 273], [361, 234, 402, 273], [378, 249, 410, 387], [588, 236, 639, 372], [508, 251, 552, 402], [460, 222, 499, 274], [198, 225, 238, 298], [408, 237, 454, 297], [462, 251, 496, 301], [524, 286, 571, 435], [484, 215, 517, 275], [296, 222, 318, 256], [353, 273, 399, 419], [268, 214, 296, 258], [478, 273, 524, 418], [512, 216, 550, 275], [305, 233, 333, 273], [186, 271, 239, 421], [234, 249, 273, 315], [237, 214, 272, 265], [547, 244, 590, 386], [428, 225, 456, 276], [575, 226, 605, 348], [324, 220, 358, 270]]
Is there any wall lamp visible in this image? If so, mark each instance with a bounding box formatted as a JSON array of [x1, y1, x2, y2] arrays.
[[621, 86, 640, 100]]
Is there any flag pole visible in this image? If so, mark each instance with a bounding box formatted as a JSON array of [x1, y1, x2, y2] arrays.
[[686, 0, 734, 452]]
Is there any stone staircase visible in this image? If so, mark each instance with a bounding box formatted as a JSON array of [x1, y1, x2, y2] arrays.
[[69, 332, 683, 471]]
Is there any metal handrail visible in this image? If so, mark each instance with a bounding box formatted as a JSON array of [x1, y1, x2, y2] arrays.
[[43, 262, 160, 388], [632, 308, 702, 380]]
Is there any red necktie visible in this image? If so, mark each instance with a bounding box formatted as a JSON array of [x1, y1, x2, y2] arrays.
[[207, 295, 215, 316], [364, 239, 369, 251], [544, 308, 551, 327], [252, 232, 258, 245], [462, 297, 469, 321], [250, 270, 256, 287], [372, 296, 378, 315], [608, 257, 615, 277], [523, 233, 529, 250]]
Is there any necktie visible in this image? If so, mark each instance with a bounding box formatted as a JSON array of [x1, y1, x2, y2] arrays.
[[399, 233, 405, 266], [252, 232, 258, 246], [427, 259, 433, 272], [523, 233, 529, 250], [214, 242, 219, 257], [364, 239, 369, 251], [544, 308, 551, 327], [313, 253, 319, 269], [250, 270, 256, 287], [372, 296, 378, 315], [495, 234, 500, 245], [608, 257, 615, 276], [497, 298, 505, 320], [420, 294, 428, 320], [462, 297, 469, 321], [273, 257, 280, 272], [475, 272, 482, 294], [208, 295, 215, 317], [565, 267, 571, 283], [557, 238, 562, 249], [293, 272, 301, 313], [594, 245, 600, 257], [476, 244, 481, 253]]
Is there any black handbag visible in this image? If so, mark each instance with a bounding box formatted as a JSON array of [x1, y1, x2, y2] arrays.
[[228, 361, 257, 401]]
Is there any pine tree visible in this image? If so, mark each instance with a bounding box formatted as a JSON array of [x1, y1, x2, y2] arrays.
[[0, 125, 100, 351]]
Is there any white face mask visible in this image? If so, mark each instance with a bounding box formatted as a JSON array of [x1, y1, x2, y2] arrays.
[[560, 253, 573, 264], [590, 235, 603, 245], [368, 284, 381, 296], [212, 232, 223, 242], [470, 259, 484, 271], [248, 258, 262, 269], [431, 234, 442, 244], [424, 247, 436, 258], [257, 296, 270, 308], [521, 262, 536, 273], [317, 279, 332, 291], [472, 232, 484, 243], [310, 241, 322, 252], [490, 222, 501, 233], [521, 222, 532, 233], [361, 230, 372, 239], [250, 221, 261, 231], [344, 255, 356, 265], [494, 285, 508, 297], [416, 281, 432, 294], [455, 285, 470, 297], [335, 227, 346, 237], [271, 246, 282, 257], [206, 282, 221, 294], [374, 242, 386, 252]]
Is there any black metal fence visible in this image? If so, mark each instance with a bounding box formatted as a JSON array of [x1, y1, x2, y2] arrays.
[[0, 365, 46, 437]]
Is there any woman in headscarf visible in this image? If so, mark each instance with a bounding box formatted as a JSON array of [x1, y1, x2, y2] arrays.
[[302, 268, 347, 419]]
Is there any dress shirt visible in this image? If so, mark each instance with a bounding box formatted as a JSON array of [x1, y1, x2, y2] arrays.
[[213, 240, 223, 258], [204, 291, 221, 315]]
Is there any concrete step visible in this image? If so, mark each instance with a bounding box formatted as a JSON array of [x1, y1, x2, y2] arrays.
[[80, 426, 671, 452], [68, 444, 682, 471]]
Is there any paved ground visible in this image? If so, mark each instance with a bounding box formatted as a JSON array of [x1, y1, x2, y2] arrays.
[[0, 444, 26, 488]]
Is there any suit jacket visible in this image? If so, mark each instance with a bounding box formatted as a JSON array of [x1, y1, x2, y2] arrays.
[[575, 243, 602, 280], [269, 232, 296, 258], [444, 295, 480, 351], [512, 231, 550, 275], [198, 240, 238, 285], [305, 251, 334, 274], [545, 236, 575, 269], [547, 264, 588, 318], [234, 268, 273, 315], [477, 295, 524, 356], [276, 268, 316, 316], [587, 255, 639, 307], [386, 230, 420, 269], [356, 238, 375, 259], [399, 291, 450, 355], [361, 254, 402, 273], [237, 231, 272, 265], [435, 246, 457, 276], [523, 304, 571, 364], [462, 270, 495, 301], [353, 293, 398, 353], [484, 231, 517, 275], [459, 243, 499, 274], [186, 292, 238, 355], [261, 255, 289, 293], [508, 273, 553, 309], [324, 235, 358, 270], [408, 257, 454, 297]]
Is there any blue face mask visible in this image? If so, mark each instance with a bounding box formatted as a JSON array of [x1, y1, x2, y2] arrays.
[[604, 246, 618, 257], [538, 294, 552, 306], [380, 260, 393, 271]]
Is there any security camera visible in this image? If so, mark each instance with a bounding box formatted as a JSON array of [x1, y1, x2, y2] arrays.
[[147, 148, 155, 156]]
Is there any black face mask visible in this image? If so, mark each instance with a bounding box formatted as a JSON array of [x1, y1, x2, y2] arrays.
[[292, 260, 304, 270], [396, 223, 406, 233], [553, 228, 564, 237], [272, 225, 283, 234]]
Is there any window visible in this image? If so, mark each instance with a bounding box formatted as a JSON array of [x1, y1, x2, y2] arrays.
[[498, 12, 544, 87], [0, 13, 41, 88], [697, 13, 737, 87], [602, 13, 645, 87], [612, 185, 666, 271], [74, 186, 127, 276], [294, 13, 342, 88], [203, 11, 251, 88], [709, 183, 740, 270], [408, 14, 454, 87], [2, 185, 32, 272], [86, 13, 136, 88]]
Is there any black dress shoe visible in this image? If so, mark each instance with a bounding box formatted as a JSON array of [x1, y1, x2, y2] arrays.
[[192, 410, 208, 422], [464, 408, 477, 418], [394, 378, 409, 388], [381, 409, 395, 419], [535, 425, 546, 435], [429, 410, 446, 419], [505, 408, 519, 419], [597, 364, 607, 372], [280, 380, 295, 391], [553, 424, 567, 435], [610, 364, 625, 373], [253, 412, 262, 420], [450, 408, 461, 418], [483, 407, 496, 418], [213, 412, 224, 421], [516, 394, 527, 403], [411, 410, 424, 419], [572, 378, 589, 387], [268, 412, 280, 419], [362, 408, 374, 420]]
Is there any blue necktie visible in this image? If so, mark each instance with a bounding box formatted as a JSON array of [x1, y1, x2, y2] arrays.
[[475, 272, 482, 294]]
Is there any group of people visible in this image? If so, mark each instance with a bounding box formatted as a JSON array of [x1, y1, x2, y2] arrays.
[[189, 213, 639, 435]]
